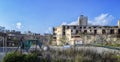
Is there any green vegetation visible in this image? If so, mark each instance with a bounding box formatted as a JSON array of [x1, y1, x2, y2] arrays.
[[3, 48, 120, 62], [49, 36, 53, 45], [103, 43, 120, 47], [59, 36, 67, 45], [49, 49, 119, 62], [3, 52, 39, 62], [94, 42, 120, 47]]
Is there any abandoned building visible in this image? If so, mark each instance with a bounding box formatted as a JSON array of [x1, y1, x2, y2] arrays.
[[53, 15, 120, 45]]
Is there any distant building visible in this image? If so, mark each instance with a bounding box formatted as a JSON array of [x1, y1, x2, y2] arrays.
[[53, 15, 120, 45], [0, 27, 48, 47], [44, 33, 52, 43], [0, 26, 5, 32], [6, 30, 22, 46], [78, 15, 88, 26]]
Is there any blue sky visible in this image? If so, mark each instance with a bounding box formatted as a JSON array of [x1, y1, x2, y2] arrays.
[[0, 0, 120, 34]]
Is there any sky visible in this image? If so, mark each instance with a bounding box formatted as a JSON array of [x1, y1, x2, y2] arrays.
[[0, 0, 120, 34]]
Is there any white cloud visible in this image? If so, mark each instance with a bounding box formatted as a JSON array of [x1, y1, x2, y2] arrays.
[[16, 22, 22, 29], [89, 13, 114, 26], [61, 22, 67, 25], [68, 20, 78, 25], [48, 27, 52, 32], [45, 27, 52, 33], [61, 20, 78, 25], [60, 13, 114, 26]]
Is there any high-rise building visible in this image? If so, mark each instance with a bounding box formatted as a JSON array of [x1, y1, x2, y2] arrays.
[[78, 15, 88, 26]]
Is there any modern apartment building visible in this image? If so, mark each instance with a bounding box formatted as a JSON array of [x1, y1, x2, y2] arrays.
[[53, 15, 120, 45]]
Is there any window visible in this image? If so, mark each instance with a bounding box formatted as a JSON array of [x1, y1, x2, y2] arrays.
[[110, 29, 114, 34], [102, 29, 106, 34], [53, 33, 56, 35], [71, 30, 73, 32], [90, 30, 92, 32], [94, 27, 96, 28], [84, 30, 87, 33], [94, 30, 97, 34], [80, 27, 82, 29], [84, 27, 86, 29], [53, 37, 56, 39], [63, 26, 65, 30], [118, 29, 120, 34], [74, 26, 76, 29], [99, 27, 102, 28], [89, 27, 91, 29], [63, 32, 65, 35], [76, 30, 78, 34], [67, 26, 69, 29]]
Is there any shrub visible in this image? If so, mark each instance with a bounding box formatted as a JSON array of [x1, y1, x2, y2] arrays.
[[3, 52, 25, 62], [2, 48, 120, 62], [24, 53, 39, 62], [3, 52, 40, 62]]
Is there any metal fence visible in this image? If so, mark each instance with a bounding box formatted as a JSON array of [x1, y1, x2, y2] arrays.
[[0, 47, 17, 53]]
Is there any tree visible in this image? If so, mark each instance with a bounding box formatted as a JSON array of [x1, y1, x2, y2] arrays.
[[48, 36, 53, 45], [59, 36, 67, 45]]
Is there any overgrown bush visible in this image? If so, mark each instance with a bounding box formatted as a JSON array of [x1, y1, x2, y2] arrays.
[[2, 48, 120, 62], [49, 49, 120, 62], [3, 52, 39, 62], [3, 52, 25, 62]]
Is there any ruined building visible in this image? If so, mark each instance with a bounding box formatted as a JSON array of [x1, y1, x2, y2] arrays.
[[53, 15, 120, 45]]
